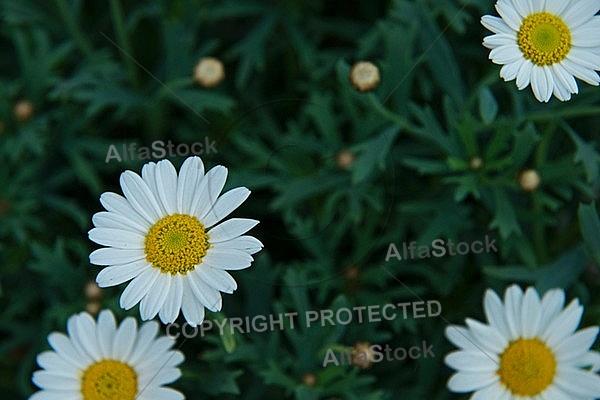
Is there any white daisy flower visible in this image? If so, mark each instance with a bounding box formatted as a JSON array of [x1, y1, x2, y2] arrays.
[[30, 309, 184, 400], [481, 0, 600, 102], [88, 156, 263, 326], [445, 285, 600, 399]]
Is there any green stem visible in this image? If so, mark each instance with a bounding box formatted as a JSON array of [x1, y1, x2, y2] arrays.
[[532, 128, 553, 265], [109, 0, 139, 88], [366, 93, 417, 132], [55, 0, 93, 57]]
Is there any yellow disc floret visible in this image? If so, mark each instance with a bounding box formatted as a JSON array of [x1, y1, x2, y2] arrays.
[[81, 360, 137, 400], [517, 12, 571, 66], [145, 213, 210, 275], [498, 338, 557, 396]]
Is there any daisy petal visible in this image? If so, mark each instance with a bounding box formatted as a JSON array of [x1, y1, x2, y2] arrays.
[[201, 187, 251, 228], [208, 218, 260, 243]]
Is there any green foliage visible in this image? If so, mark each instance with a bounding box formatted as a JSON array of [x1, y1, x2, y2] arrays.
[[1, 0, 599, 399]]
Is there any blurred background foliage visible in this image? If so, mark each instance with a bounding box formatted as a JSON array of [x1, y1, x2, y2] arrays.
[[1, 0, 599, 399]]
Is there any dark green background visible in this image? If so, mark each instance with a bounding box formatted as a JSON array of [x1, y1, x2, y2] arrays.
[[1, 0, 599, 398]]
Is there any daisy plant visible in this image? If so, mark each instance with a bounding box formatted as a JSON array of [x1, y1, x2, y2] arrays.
[[481, 0, 600, 102], [88, 156, 263, 327], [30, 309, 184, 400], [445, 285, 600, 399]]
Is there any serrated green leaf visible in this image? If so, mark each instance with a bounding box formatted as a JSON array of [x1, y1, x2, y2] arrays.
[[489, 188, 522, 239]]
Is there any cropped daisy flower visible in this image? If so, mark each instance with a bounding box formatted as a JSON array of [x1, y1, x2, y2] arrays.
[[445, 285, 600, 399], [30, 309, 184, 400], [481, 0, 600, 102], [89, 157, 263, 326]]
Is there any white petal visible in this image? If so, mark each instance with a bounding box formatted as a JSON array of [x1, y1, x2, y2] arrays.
[[511, 0, 530, 18], [202, 248, 253, 270], [521, 287, 542, 337], [544, 0, 571, 15], [201, 187, 251, 228], [196, 266, 238, 293], [99, 192, 151, 230], [180, 279, 206, 327], [120, 268, 160, 310], [496, 0, 523, 31], [444, 350, 498, 372], [188, 270, 223, 311], [500, 59, 523, 81], [489, 45, 522, 64], [552, 75, 571, 101], [29, 390, 81, 400], [137, 387, 184, 400], [158, 274, 184, 324], [120, 170, 162, 223], [96, 259, 149, 288], [192, 165, 228, 219], [177, 156, 205, 214], [539, 288, 566, 332], [96, 310, 117, 358], [112, 317, 138, 362], [67, 313, 100, 362], [90, 247, 145, 266], [554, 367, 600, 397], [36, 351, 79, 376], [134, 337, 176, 370], [481, 15, 515, 35], [483, 289, 511, 339], [155, 159, 179, 215], [127, 320, 159, 365], [139, 273, 171, 320], [537, 384, 572, 400], [468, 382, 507, 400], [47, 333, 88, 369], [531, 66, 552, 102], [542, 299, 583, 347], [566, 47, 600, 70], [465, 318, 508, 354], [92, 210, 147, 234], [562, 57, 600, 85], [139, 367, 182, 388], [88, 227, 145, 249], [516, 59, 534, 89], [445, 325, 478, 351], [576, 351, 600, 371], [552, 63, 579, 95], [503, 284, 523, 340], [562, 1, 599, 29], [141, 162, 163, 214], [213, 235, 264, 255], [483, 33, 517, 48], [554, 326, 599, 363], [571, 18, 600, 47], [447, 371, 498, 392], [32, 371, 79, 391], [208, 218, 260, 243]]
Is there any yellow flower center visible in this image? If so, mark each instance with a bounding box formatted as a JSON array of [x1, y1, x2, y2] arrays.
[[81, 360, 137, 400], [498, 338, 557, 396], [145, 213, 210, 274], [517, 12, 571, 66]]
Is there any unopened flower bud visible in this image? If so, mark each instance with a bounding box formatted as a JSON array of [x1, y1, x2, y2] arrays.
[[349, 61, 380, 92], [519, 169, 541, 192], [194, 57, 225, 88], [336, 150, 355, 170], [14, 100, 34, 122], [352, 342, 374, 369]]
